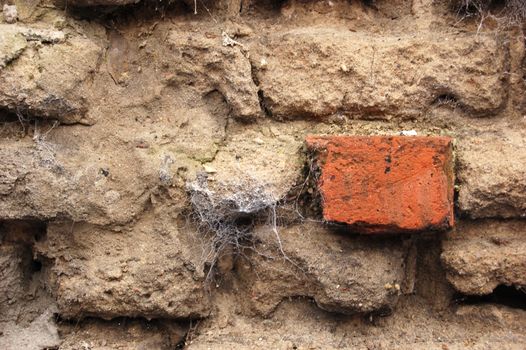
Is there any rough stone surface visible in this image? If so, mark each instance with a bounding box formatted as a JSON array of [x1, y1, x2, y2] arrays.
[[0, 308, 59, 350], [235, 224, 410, 316], [0, 222, 60, 350], [306, 136, 454, 233], [253, 29, 507, 120], [0, 24, 102, 124], [0, 0, 525, 348], [0, 140, 155, 226], [186, 297, 526, 350], [35, 212, 210, 319], [0, 27, 27, 68], [58, 318, 188, 350], [192, 122, 303, 208], [457, 129, 526, 219], [441, 220, 526, 295], [167, 29, 261, 120]]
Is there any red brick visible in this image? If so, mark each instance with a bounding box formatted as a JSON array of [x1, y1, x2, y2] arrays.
[[306, 136, 454, 233]]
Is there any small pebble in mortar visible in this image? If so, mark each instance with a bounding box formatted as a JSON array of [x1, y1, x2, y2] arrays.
[[3, 4, 17, 23]]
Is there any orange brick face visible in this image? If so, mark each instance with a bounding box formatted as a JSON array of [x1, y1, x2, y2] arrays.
[[306, 136, 455, 234]]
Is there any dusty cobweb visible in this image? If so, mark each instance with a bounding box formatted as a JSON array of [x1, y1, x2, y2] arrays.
[[187, 172, 293, 285]]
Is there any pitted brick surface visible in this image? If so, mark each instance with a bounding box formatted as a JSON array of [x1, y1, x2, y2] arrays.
[[306, 135, 454, 233]]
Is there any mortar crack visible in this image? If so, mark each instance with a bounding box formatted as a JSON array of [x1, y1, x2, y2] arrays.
[[248, 58, 272, 118]]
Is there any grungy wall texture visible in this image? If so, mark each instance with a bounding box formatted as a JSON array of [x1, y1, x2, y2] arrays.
[[0, 0, 526, 349]]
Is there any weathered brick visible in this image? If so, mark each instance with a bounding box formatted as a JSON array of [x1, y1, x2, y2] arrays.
[[253, 30, 507, 120], [306, 136, 454, 233]]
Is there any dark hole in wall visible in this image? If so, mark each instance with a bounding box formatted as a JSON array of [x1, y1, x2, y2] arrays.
[[62, 0, 193, 23], [233, 215, 255, 228], [257, 90, 273, 118], [0, 220, 47, 244], [54, 316, 191, 348], [0, 108, 22, 123], [432, 93, 459, 106], [0, 220, 47, 280], [453, 0, 485, 15], [242, 0, 287, 15], [31, 260, 43, 272], [0, 220, 52, 327], [283, 151, 324, 222], [453, 0, 511, 17], [488, 0, 507, 12], [0, 107, 61, 139], [0, 108, 29, 138], [175, 338, 186, 349], [454, 285, 526, 310], [243, 0, 389, 17], [453, 178, 464, 219]]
